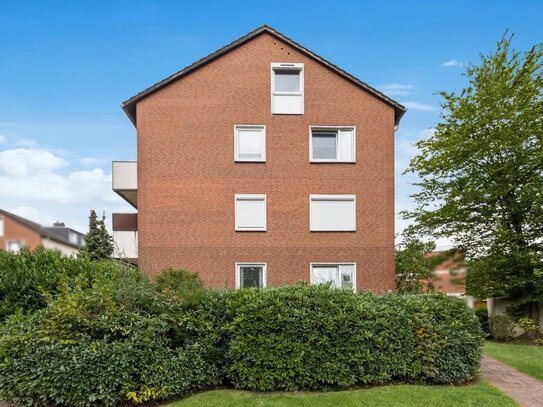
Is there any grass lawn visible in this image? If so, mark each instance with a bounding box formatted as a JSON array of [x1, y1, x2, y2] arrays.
[[485, 341, 543, 380], [166, 382, 515, 407]]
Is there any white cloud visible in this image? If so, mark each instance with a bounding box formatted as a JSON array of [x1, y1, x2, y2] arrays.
[[401, 101, 438, 112], [441, 59, 464, 67], [0, 135, 5, 144], [0, 148, 66, 177], [0, 147, 120, 204], [80, 157, 101, 165], [379, 83, 414, 96]]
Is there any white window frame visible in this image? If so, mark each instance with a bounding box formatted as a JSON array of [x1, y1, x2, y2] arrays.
[[309, 126, 356, 163], [0, 216, 4, 237], [6, 239, 24, 252], [236, 262, 267, 289], [235, 194, 267, 231], [310, 263, 357, 292], [234, 125, 266, 162], [309, 194, 356, 231], [271, 63, 304, 114]]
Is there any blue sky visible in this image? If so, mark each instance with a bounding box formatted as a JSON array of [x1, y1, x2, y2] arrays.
[[1, 1, 542, 244]]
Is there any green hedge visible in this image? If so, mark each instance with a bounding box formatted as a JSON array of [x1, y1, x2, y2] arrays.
[[224, 285, 483, 390], [0, 252, 484, 406], [0, 270, 225, 406], [0, 247, 141, 320]]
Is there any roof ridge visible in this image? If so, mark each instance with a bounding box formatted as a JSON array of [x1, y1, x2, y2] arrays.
[[121, 25, 406, 126]]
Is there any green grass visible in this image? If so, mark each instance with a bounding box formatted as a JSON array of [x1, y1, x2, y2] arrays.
[[485, 341, 543, 380], [166, 382, 515, 407]]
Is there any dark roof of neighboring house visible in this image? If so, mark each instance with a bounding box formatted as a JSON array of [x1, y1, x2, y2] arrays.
[[0, 209, 84, 249], [121, 25, 406, 127]]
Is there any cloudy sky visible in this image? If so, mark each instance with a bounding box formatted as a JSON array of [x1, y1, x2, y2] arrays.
[[1, 1, 542, 244]]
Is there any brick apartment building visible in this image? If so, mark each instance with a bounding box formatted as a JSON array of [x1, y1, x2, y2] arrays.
[[112, 25, 405, 292], [0, 209, 84, 256]]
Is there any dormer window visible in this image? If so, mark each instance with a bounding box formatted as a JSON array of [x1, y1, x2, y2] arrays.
[[271, 63, 304, 114]]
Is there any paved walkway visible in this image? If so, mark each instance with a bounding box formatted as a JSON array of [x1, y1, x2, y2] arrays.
[[481, 356, 543, 407]]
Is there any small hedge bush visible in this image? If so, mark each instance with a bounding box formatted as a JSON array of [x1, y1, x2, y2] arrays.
[[224, 285, 483, 390], [0, 247, 139, 320], [0, 270, 225, 406], [489, 314, 515, 340], [0, 251, 484, 406]]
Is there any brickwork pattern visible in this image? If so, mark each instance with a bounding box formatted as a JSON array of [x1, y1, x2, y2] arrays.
[[135, 32, 396, 292]]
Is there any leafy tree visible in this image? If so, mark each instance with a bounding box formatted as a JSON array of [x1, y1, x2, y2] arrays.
[[80, 210, 113, 261], [395, 236, 444, 294], [403, 34, 543, 313]]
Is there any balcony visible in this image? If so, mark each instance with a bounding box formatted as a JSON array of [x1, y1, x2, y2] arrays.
[[112, 161, 137, 208], [112, 213, 137, 264]]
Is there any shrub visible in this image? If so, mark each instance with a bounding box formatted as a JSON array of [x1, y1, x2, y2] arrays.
[[474, 306, 490, 336], [224, 285, 483, 390], [155, 268, 206, 307], [0, 271, 223, 406], [0, 263, 484, 405], [517, 317, 539, 339], [489, 314, 515, 340], [0, 247, 139, 320]]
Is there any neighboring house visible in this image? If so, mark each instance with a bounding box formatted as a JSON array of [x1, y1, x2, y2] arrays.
[[112, 25, 406, 291], [0, 209, 84, 256], [428, 250, 479, 308]]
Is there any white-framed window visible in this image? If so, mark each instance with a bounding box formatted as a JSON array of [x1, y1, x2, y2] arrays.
[[236, 262, 267, 288], [0, 216, 4, 237], [6, 240, 23, 253], [271, 63, 304, 114], [69, 231, 79, 245], [310, 194, 356, 231], [235, 194, 266, 231], [310, 126, 355, 162], [234, 125, 266, 162], [310, 263, 356, 291]]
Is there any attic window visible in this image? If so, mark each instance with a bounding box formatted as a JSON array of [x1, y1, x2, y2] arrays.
[[271, 63, 304, 114]]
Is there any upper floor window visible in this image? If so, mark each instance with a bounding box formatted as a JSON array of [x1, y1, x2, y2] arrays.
[[310, 194, 356, 231], [235, 194, 267, 231], [234, 125, 266, 162], [271, 63, 304, 114], [310, 127, 355, 163], [69, 231, 79, 245], [0, 216, 4, 237]]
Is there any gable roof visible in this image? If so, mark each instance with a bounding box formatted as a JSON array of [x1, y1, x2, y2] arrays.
[[0, 209, 83, 249], [121, 25, 406, 126]]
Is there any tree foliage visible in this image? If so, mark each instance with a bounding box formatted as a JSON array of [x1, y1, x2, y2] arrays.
[[395, 236, 445, 294], [403, 34, 543, 308], [80, 210, 113, 261]]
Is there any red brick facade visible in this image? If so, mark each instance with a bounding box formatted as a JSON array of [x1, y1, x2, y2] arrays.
[[131, 31, 399, 292], [0, 214, 42, 251]]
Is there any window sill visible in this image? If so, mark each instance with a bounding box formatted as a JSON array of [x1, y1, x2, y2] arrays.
[[310, 160, 356, 164]]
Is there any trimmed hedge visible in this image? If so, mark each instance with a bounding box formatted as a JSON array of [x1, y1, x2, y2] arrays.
[[0, 254, 484, 406], [224, 285, 483, 390]]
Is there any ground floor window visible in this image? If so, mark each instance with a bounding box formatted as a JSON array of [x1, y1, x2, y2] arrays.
[[310, 263, 355, 291], [6, 240, 23, 253], [236, 263, 266, 288]]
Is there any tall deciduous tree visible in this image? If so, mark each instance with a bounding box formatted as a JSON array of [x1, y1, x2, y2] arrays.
[[80, 210, 113, 261], [403, 34, 543, 314]]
